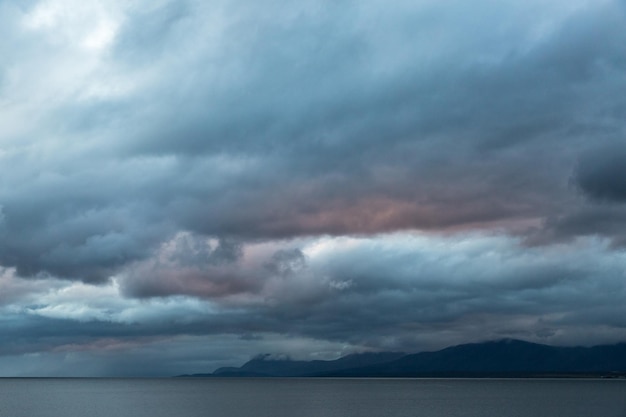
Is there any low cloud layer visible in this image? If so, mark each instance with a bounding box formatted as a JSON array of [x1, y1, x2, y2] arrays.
[[2, 233, 626, 375], [1, 0, 626, 375]]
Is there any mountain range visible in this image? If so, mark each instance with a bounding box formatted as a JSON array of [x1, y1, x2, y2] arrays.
[[181, 339, 626, 378]]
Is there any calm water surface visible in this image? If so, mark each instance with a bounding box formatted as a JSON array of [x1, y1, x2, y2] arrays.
[[0, 378, 624, 417]]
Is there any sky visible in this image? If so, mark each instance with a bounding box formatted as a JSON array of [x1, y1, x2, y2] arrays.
[[0, 0, 626, 376]]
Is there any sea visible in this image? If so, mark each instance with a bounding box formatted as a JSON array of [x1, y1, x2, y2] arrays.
[[0, 378, 624, 417]]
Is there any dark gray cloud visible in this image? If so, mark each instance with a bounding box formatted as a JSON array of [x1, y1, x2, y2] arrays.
[[530, 143, 626, 245], [575, 144, 626, 203]]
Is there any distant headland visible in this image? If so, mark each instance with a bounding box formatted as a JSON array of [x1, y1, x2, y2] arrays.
[[179, 339, 626, 378]]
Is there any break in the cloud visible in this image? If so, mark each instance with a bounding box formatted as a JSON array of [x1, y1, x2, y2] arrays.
[[0, 0, 626, 375]]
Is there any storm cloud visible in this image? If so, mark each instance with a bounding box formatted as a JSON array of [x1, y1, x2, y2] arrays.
[[1, 0, 626, 375], [575, 144, 626, 203]]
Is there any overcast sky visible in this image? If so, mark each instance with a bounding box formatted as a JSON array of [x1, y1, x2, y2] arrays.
[[1, 0, 626, 376]]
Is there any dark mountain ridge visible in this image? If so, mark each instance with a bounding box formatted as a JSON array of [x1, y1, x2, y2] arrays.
[[181, 339, 626, 378]]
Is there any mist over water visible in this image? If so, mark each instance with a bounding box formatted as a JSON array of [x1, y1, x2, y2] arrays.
[[0, 379, 624, 417]]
